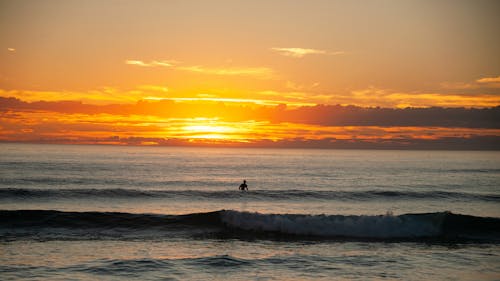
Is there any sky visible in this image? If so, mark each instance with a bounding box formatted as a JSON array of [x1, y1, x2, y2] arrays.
[[1, 0, 499, 148]]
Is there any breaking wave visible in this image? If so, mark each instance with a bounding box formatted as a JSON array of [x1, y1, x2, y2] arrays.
[[1, 209, 499, 242]]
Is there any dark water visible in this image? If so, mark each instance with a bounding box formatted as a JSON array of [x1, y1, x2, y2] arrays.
[[1, 143, 499, 280]]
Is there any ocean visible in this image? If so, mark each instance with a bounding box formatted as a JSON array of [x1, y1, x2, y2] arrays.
[[1, 143, 499, 280]]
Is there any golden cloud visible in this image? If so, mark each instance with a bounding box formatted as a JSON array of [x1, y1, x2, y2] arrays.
[[476, 76, 500, 84], [125, 60, 176, 67], [177, 65, 274, 78], [271, 47, 344, 58]]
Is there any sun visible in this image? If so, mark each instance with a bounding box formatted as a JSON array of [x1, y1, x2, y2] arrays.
[[169, 118, 263, 143], [182, 125, 234, 134], [181, 123, 242, 141]]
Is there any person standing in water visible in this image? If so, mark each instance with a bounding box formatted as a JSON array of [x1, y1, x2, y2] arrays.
[[239, 180, 248, 191]]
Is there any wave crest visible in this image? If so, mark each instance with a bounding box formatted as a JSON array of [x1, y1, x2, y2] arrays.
[[1, 209, 499, 241], [221, 211, 444, 238]]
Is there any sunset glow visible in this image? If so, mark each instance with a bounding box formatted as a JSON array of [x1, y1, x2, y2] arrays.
[[1, 0, 499, 149]]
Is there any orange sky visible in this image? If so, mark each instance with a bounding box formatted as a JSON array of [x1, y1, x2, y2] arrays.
[[1, 0, 499, 148]]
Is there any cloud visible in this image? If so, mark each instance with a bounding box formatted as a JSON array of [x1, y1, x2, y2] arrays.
[[125, 59, 273, 78], [136, 85, 169, 92], [144, 97, 280, 106], [1, 105, 499, 149], [476, 76, 500, 84], [257, 86, 500, 109], [0, 87, 169, 104], [2, 96, 499, 129], [7, 48, 15, 52], [2, 96, 500, 148], [343, 87, 500, 108], [125, 60, 176, 67], [285, 81, 320, 91], [257, 90, 329, 106], [440, 82, 479, 90], [271, 47, 344, 58], [177, 65, 274, 78], [441, 75, 500, 90]]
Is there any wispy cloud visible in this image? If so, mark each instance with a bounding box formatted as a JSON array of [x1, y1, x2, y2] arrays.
[[257, 90, 330, 106], [7, 48, 16, 52], [136, 85, 169, 92], [144, 97, 279, 106], [348, 87, 500, 108], [177, 65, 274, 78], [285, 81, 320, 91], [440, 82, 478, 90], [271, 47, 344, 58], [125, 60, 177, 67], [476, 75, 500, 84], [441, 75, 500, 90], [0, 86, 170, 104], [125, 59, 273, 78]]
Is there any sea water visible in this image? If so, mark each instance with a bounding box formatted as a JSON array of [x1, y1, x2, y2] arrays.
[[1, 143, 499, 280]]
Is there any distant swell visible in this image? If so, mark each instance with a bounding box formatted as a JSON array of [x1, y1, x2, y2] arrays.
[[1, 188, 498, 202], [1, 209, 499, 242]]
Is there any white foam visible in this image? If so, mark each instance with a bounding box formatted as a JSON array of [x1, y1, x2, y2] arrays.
[[220, 210, 444, 238]]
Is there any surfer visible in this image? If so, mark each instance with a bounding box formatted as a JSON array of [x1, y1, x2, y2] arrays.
[[239, 180, 248, 191]]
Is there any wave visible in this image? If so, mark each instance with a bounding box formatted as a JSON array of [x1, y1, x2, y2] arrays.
[[0, 177, 228, 187], [1, 209, 499, 242], [0, 254, 329, 278], [1, 188, 498, 202]]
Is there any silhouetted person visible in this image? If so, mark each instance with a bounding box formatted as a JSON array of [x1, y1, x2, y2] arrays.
[[239, 180, 248, 191]]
